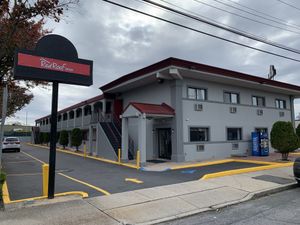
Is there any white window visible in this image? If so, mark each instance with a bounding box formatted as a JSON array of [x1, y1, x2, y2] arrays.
[[275, 99, 286, 109], [227, 128, 242, 141], [190, 127, 209, 142], [188, 87, 207, 100], [224, 92, 239, 104], [252, 96, 265, 107]]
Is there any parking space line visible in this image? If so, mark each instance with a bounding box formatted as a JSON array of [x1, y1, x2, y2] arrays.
[[58, 173, 111, 196], [125, 178, 144, 184], [7, 173, 42, 177], [27, 143, 138, 169], [21, 150, 46, 164], [6, 160, 36, 164]]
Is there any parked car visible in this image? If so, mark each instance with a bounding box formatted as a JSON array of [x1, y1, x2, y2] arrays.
[[293, 157, 300, 186], [2, 137, 21, 152]]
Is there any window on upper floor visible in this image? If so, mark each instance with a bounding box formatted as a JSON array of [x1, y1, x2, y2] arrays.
[[275, 99, 286, 109], [224, 92, 239, 104], [187, 87, 207, 100], [227, 128, 242, 141], [190, 127, 209, 142], [252, 96, 265, 107]]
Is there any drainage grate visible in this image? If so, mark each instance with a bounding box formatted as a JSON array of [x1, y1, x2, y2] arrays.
[[252, 175, 295, 184]]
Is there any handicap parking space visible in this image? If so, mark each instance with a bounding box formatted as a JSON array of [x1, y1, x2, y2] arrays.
[[2, 143, 269, 202]]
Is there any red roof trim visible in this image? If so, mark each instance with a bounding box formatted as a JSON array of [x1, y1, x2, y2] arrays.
[[36, 94, 104, 122], [100, 57, 300, 92], [126, 102, 175, 115]]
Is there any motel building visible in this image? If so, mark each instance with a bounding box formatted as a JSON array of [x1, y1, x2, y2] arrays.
[[35, 57, 300, 165]]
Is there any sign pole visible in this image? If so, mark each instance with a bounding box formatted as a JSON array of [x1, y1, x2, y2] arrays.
[[48, 81, 59, 199]]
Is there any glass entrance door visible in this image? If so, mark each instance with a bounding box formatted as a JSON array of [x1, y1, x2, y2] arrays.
[[157, 128, 172, 160]]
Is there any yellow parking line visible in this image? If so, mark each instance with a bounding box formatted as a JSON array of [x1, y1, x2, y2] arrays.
[[4, 191, 89, 204], [58, 173, 111, 196], [27, 143, 138, 169], [21, 151, 46, 164], [171, 159, 235, 170], [125, 178, 144, 184], [2, 181, 11, 204], [201, 162, 294, 180], [232, 159, 278, 165], [6, 160, 35, 164]]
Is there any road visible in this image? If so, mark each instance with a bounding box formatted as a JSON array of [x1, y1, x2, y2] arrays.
[[3, 143, 265, 201], [160, 188, 300, 225]]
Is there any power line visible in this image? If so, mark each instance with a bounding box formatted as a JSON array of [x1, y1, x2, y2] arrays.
[[192, 0, 300, 35], [141, 0, 300, 55], [158, 0, 299, 54], [211, 0, 300, 31], [277, 0, 300, 12], [101, 0, 300, 63], [225, 0, 300, 29]]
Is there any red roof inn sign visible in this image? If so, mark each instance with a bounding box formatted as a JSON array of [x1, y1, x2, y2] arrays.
[[13, 35, 93, 199], [14, 34, 93, 85]]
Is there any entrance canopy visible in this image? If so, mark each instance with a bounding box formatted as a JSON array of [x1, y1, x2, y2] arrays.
[[121, 102, 175, 165], [122, 102, 175, 118]]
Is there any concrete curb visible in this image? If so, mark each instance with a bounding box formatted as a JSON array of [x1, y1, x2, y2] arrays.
[[143, 182, 298, 225]]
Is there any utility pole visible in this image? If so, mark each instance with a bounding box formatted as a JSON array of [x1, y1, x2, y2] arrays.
[[0, 82, 8, 169]]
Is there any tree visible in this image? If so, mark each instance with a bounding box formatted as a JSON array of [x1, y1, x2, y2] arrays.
[[71, 128, 82, 151], [39, 132, 44, 144], [59, 130, 68, 149], [271, 121, 299, 161], [43, 132, 50, 145], [0, 0, 79, 117], [296, 124, 300, 142]]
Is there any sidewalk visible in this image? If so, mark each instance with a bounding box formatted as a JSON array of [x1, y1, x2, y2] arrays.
[[0, 166, 296, 225]]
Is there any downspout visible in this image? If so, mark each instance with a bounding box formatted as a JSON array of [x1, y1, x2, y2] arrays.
[[290, 95, 295, 131]]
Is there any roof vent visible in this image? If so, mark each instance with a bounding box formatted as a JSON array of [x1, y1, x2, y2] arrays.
[[268, 65, 276, 80]]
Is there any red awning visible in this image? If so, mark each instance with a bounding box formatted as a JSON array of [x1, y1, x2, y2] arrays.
[[129, 102, 175, 115]]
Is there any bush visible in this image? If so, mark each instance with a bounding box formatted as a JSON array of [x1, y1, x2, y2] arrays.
[[56, 132, 60, 143], [59, 130, 69, 149], [39, 132, 44, 144], [271, 121, 299, 160], [296, 124, 300, 142], [71, 128, 83, 151], [43, 133, 50, 145]]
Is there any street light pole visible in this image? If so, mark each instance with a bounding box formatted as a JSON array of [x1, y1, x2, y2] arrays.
[[0, 82, 8, 169]]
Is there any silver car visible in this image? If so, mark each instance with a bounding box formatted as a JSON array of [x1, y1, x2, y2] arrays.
[[2, 137, 21, 152]]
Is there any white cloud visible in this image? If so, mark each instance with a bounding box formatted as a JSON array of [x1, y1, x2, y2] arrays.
[[8, 0, 300, 124]]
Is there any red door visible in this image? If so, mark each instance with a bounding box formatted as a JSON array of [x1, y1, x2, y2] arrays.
[[113, 99, 123, 121]]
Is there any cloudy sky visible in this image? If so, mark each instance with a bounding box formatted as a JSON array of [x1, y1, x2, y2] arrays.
[[8, 0, 300, 125]]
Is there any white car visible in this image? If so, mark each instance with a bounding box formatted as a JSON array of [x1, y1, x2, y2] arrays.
[[2, 137, 21, 152]]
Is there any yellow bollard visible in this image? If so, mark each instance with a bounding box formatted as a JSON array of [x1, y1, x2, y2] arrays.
[[84, 143, 87, 158], [118, 148, 121, 164], [42, 164, 49, 196], [136, 150, 140, 170]]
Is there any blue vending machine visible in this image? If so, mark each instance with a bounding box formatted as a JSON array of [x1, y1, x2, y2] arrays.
[[260, 132, 269, 156], [251, 132, 260, 156], [251, 132, 269, 156]]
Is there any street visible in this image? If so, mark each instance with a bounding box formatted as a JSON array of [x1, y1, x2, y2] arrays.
[[160, 188, 300, 225], [2, 143, 265, 201]]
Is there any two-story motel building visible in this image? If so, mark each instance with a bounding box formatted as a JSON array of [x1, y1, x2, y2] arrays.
[[35, 57, 300, 165]]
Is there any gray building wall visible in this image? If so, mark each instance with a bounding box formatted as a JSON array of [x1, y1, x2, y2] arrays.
[[182, 78, 292, 161]]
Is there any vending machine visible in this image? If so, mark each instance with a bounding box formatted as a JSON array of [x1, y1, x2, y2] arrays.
[[251, 131, 269, 156]]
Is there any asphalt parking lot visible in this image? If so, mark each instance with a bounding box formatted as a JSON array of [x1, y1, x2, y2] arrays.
[[3, 143, 267, 201]]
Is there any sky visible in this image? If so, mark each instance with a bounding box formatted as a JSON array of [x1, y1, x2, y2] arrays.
[[8, 0, 300, 125]]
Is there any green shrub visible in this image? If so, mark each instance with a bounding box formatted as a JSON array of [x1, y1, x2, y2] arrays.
[[43, 133, 50, 145], [39, 132, 44, 144], [71, 128, 83, 151], [59, 130, 69, 149], [271, 121, 299, 160]]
